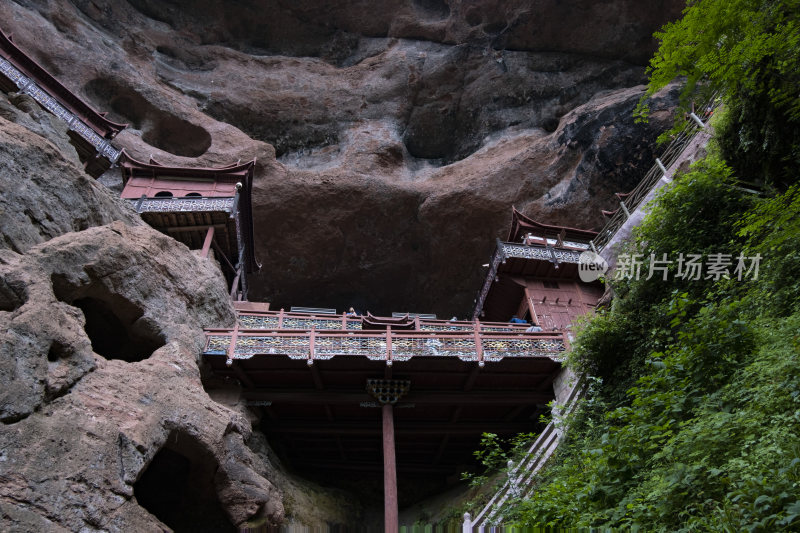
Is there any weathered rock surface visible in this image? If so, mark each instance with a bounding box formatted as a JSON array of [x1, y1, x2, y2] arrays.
[[1, 0, 683, 317], [0, 217, 290, 530], [0, 103, 141, 254], [0, 99, 350, 531]]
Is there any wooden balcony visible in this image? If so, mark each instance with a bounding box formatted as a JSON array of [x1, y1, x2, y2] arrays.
[[203, 311, 568, 364], [201, 310, 568, 504]]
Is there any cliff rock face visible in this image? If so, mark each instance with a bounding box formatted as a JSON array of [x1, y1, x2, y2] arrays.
[[0, 93, 355, 531], [1, 0, 682, 316], [0, 1, 685, 528]]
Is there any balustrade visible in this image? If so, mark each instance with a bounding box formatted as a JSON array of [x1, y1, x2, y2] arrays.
[[206, 311, 567, 363]]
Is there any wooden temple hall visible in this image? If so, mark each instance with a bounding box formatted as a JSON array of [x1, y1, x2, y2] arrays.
[[118, 152, 260, 300], [0, 27, 260, 300], [201, 209, 605, 528]]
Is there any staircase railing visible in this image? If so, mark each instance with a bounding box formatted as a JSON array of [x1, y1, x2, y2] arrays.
[[591, 93, 720, 253], [464, 374, 586, 531]]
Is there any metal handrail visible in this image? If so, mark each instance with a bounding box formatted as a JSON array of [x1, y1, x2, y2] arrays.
[[468, 376, 587, 530], [591, 93, 720, 252]]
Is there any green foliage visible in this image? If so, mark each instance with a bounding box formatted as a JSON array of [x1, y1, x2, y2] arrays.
[[737, 185, 800, 315], [461, 432, 537, 488], [636, 0, 800, 186], [639, 0, 800, 117], [569, 154, 754, 402], [502, 168, 800, 531]]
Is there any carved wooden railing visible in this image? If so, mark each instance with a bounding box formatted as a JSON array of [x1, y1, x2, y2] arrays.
[[235, 310, 536, 334], [0, 31, 126, 163], [204, 312, 568, 364], [131, 195, 236, 214]]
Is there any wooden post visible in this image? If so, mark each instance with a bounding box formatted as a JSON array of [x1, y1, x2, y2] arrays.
[[201, 226, 215, 258], [229, 268, 241, 300], [227, 322, 239, 362], [385, 326, 392, 364], [308, 328, 316, 365], [382, 403, 399, 533], [473, 320, 484, 366]]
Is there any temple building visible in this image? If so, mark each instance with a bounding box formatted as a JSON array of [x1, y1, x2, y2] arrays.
[[473, 208, 605, 330], [118, 152, 260, 301], [200, 209, 605, 529], [0, 29, 125, 177]]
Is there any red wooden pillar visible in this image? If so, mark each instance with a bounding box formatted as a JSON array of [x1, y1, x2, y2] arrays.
[[473, 320, 484, 367], [382, 403, 399, 533], [367, 379, 409, 533], [201, 226, 215, 258]]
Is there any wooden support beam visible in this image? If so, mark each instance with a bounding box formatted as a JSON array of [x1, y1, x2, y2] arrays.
[[211, 239, 236, 272], [167, 223, 226, 234], [266, 420, 535, 436], [200, 226, 215, 258], [229, 269, 241, 300], [243, 389, 553, 405]]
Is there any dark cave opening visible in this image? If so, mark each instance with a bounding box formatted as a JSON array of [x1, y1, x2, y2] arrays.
[[71, 297, 165, 362], [134, 434, 235, 532], [47, 340, 68, 363], [0, 275, 27, 312]]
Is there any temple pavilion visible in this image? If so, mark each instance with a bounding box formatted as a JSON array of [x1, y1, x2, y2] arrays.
[[118, 152, 260, 301], [473, 208, 604, 328], [0, 22, 608, 529], [0, 28, 125, 177]]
